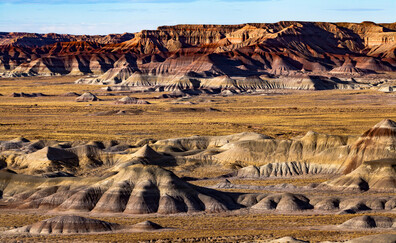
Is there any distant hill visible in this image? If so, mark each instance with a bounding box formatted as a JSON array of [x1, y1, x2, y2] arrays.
[[1, 21, 395, 90]]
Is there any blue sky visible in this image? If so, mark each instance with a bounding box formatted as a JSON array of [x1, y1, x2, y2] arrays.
[[0, 0, 394, 35]]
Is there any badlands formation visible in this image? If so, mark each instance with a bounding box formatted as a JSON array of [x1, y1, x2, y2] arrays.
[[0, 119, 395, 241], [0, 21, 395, 242], [1, 22, 396, 94]]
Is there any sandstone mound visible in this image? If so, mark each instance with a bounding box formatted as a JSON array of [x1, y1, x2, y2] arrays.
[[322, 158, 396, 191], [0, 164, 239, 214], [115, 96, 150, 104], [342, 119, 396, 174], [112, 144, 169, 170], [132, 221, 163, 231], [339, 215, 395, 229], [251, 193, 313, 211], [76, 92, 99, 102], [7, 215, 120, 234]]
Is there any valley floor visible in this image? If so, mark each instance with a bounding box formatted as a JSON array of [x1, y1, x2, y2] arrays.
[[0, 76, 395, 242], [0, 76, 395, 142]]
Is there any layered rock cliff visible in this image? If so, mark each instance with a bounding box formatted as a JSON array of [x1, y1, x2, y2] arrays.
[[1, 21, 395, 90]]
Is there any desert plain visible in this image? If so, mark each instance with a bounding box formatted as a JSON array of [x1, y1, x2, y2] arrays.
[[0, 21, 395, 242]]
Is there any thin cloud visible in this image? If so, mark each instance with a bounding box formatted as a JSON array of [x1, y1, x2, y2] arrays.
[[0, 0, 273, 4], [327, 8, 384, 12], [0, 0, 196, 4]]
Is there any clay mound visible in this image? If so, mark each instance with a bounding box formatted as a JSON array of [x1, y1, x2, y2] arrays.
[[251, 193, 313, 211], [340, 215, 395, 229], [115, 96, 150, 104], [95, 65, 136, 85], [1, 164, 240, 214], [8, 215, 120, 234], [76, 92, 99, 102], [322, 158, 396, 191], [132, 144, 162, 161], [313, 198, 340, 210], [269, 56, 299, 75], [122, 71, 158, 87], [62, 92, 80, 97], [346, 234, 396, 243], [330, 59, 366, 75], [267, 236, 308, 243], [342, 119, 396, 174], [132, 221, 163, 231]]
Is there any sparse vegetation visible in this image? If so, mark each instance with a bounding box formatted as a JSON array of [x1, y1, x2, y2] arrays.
[[0, 77, 396, 142], [0, 211, 394, 242]]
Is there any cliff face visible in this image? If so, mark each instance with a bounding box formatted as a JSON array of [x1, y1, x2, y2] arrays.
[[1, 21, 395, 86]]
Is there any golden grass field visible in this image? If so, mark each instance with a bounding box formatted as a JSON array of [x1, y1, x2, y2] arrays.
[[1, 210, 395, 242], [0, 76, 395, 143]]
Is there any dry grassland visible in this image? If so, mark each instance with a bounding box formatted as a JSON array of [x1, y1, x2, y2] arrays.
[[0, 76, 395, 142], [0, 211, 395, 242]]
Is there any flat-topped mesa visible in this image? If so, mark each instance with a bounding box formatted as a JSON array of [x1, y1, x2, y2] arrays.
[[342, 119, 396, 174]]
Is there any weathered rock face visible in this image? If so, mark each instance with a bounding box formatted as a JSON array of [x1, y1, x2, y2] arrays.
[[1, 22, 395, 90], [342, 119, 396, 174], [321, 158, 396, 191], [6, 215, 120, 234], [0, 164, 240, 214], [157, 131, 353, 168], [236, 162, 339, 178]]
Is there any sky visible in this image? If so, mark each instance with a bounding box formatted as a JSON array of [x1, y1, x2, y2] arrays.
[[0, 0, 394, 35]]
